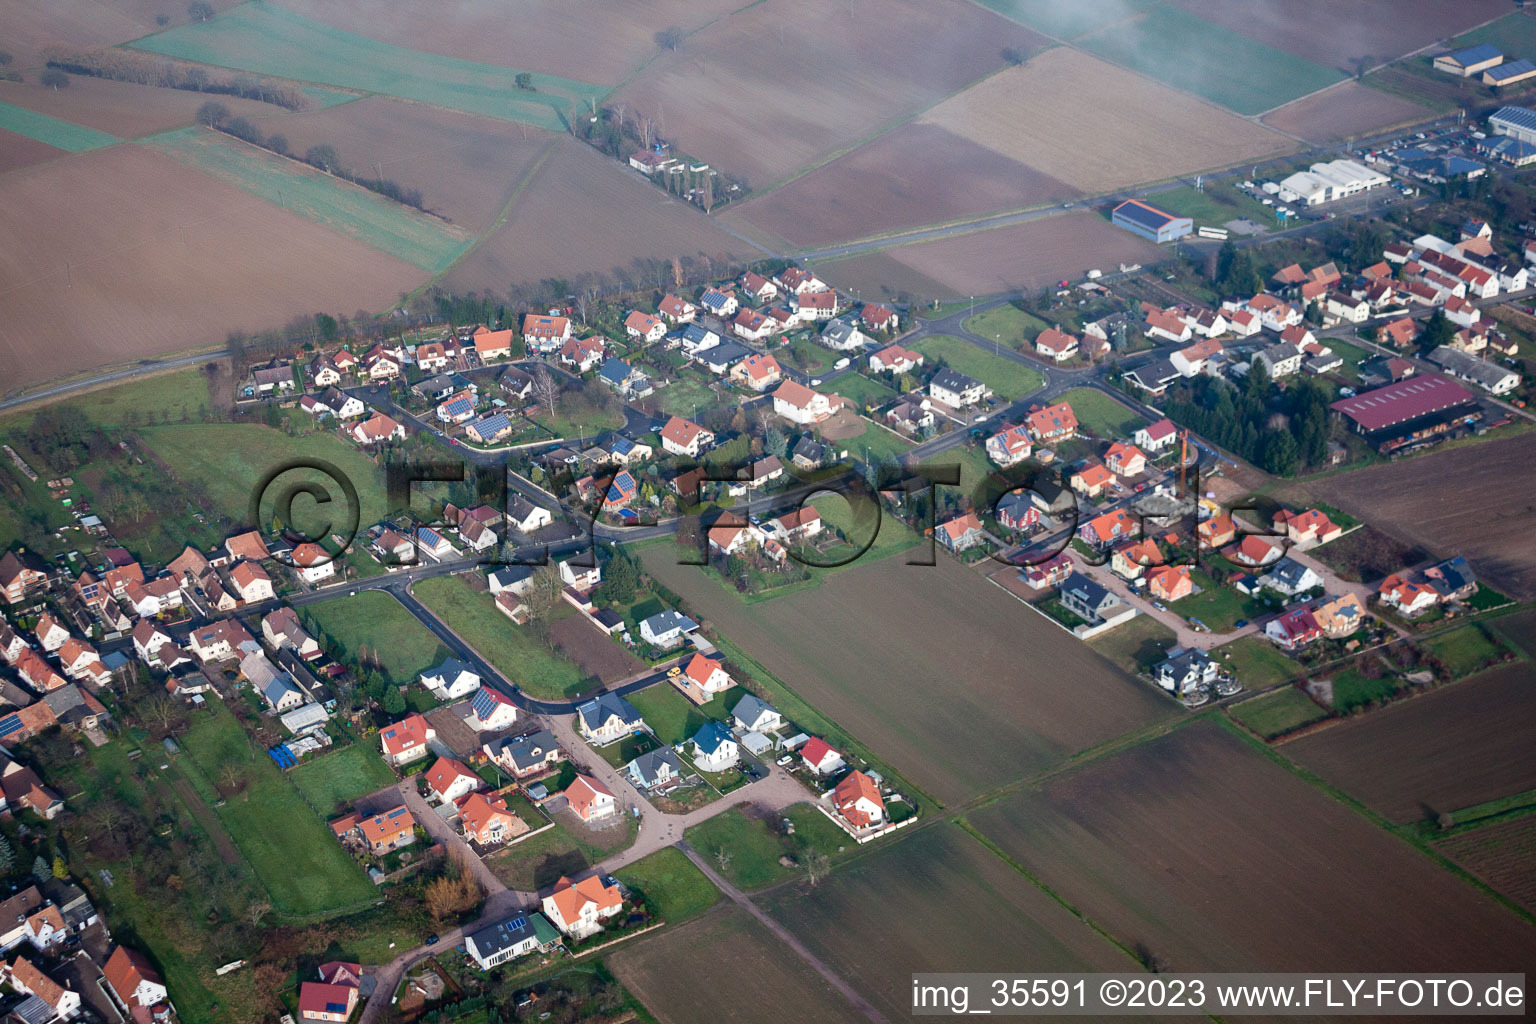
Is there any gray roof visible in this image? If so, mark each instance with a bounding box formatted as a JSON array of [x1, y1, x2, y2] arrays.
[[629, 746, 684, 787], [467, 912, 557, 958], [1266, 557, 1314, 589], [424, 658, 478, 684], [1491, 105, 1536, 133], [930, 368, 983, 393], [640, 610, 697, 636], [691, 721, 735, 756], [1445, 43, 1501, 66], [577, 692, 643, 732], [1156, 646, 1216, 682], [732, 693, 779, 728], [493, 728, 560, 772]]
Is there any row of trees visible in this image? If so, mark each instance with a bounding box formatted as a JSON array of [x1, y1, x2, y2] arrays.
[[42, 44, 307, 109]]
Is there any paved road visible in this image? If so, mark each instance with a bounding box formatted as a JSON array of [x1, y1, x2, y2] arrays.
[[398, 780, 508, 896]]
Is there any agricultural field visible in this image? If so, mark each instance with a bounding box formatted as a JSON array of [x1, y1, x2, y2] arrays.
[[1281, 663, 1536, 824], [610, 905, 868, 1024], [918, 48, 1293, 194], [1078, 5, 1345, 115], [1306, 523, 1428, 584], [1227, 685, 1329, 740], [0, 129, 65, 173], [610, 0, 1047, 189], [288, 742, 396, 817], [0, 100, 118, 151], [0, 145, 424, 397], [1308, 431, 1536, 601], [548, 613, 644, 685], [973, 0, 1161, 39], [1452, 9, 1536, 54], [303, 591, 452, 687], [279, 0, 744, 86], [1493, 607, 1536, 659], [146, 127, 472, 272], [971, 721, 1536, 974], [178, 704, 379, 916], [131, 1, 605, 130], [1055, 388, 1147, 438], [238, 96, 555, 231], [0, 76, 281, 141], [908, 335, 1045, 401], [442, 136, 755, 297], [412, 574, 592, 699], [761, 823, 1140, 1022], [812, 252, 958, 305], [1181, 0, 1510, 73], [725, 122, 1080, 249], [1262, 81, 1432, 143], [0, 0, 199, 69], [1436, 816, 1536, 916], [643, 550, 1175, 806]]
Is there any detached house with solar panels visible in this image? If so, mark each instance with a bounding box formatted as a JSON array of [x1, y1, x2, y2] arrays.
[[465, 912, 562, 970]]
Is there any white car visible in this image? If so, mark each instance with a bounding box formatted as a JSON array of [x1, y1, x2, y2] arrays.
[[777, 755, 794, 767], [833, 358, 850, 370]]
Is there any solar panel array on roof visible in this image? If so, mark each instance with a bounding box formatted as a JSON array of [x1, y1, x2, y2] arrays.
[[1112, 199, 1178, 231], [1492, 105, 1536, 134], [1447, 43, 1501, 66], [0, 716, 23, 738], [1487, 59, 1536, 82], [443, 396, 474, 418]]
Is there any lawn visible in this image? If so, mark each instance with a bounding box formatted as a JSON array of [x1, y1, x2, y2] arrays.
[[807, 490, 921, 567], [963, 303, 1051, 348], [653, 376, 720, 419], [303, 590, 450, 687], [289, 742, 396, 817], [1326, 339, 1373, 382], [1149, 184, 1274, 230], [1086, 612, 1178, 675], [841, 420, 914, 468], [1228, 686, 1329, 739], [592, 730, 658, 770], [1421, 624, 1510, 681], [179, 704, 378, 916], [485, 825, 594, 892], [526, 404, 627, 441], [145, 127, 470, 273], [1330, 666, 1402, 712], [627, 682, 733, 746], [1169, 573, 1272, 633], [684, 807, 798, 891], [1215, 635, 1302, 689], [1055, 387, 1148, 439], [614, 848, 720, 923], [130, 1, 605, 131], [827, 373, 896, 410], [911, 334, 1045, 401], [0, 100, 118, 151], [1079, 4, 1344, 115], [137, 421, 392, 531], [412, 574, 591, 699], [918, 444, 996, 507]]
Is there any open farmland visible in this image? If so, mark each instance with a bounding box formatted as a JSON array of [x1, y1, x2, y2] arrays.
[[610, 0, 1046, 189], [442, 136, 755, 296], [973, 0, 1160, 39], [918, 48, 1292, 195], [971, 721, 1536, 974], [812, 252, 958, 304], [1437, 816, 1536, 916], [146, 127, 472, 271], [724, 122, 1080, 249], [131, 1, 605, 130], [0, 100, 117, 151], [1, 0, 163, 69], [0, 76, 282, 141], [0, 129, 64, 173], [1178, 0, 1513, 74], [1281, 664, 1536, 824], [610, 905, 868, 1024], [854, 212, 1166, 299], [1262, 81, 1431, 143], [642, 550, 1175, 806], [236, 97, 555, 231], [0, 145, 425, 397], [1078, 5, 1344, 115], [1308, 430, 1536, 601], [761, 824, 1144, 1023], [279, 0, 744, 86]]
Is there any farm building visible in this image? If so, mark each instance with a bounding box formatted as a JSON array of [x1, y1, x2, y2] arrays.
[[1489, 105, 1536, 146], [1330, 375, 1482, 452], [1278, 160, 1389, 206], [1433, 44, 1502, 77], [1485, 59, 1536, 88], [1111, 199, 1191, 243]]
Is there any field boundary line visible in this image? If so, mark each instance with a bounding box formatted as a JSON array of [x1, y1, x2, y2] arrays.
[[1211, 714, 1536, 928]]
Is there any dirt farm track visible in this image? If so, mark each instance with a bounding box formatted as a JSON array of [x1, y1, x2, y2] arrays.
[[0, 145, 425, 397]]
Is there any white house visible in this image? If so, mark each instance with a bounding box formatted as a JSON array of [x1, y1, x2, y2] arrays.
[[638, 610, 698, 648], [1134, 418, 1178, 452], [799, 737, 845, 775], [771, 380, 843, 425], [425, 756, 482, 805], [660, 417, 715, 457], [732, 693, 784, 734], [420, 658, 481, 701], [690, 721, 739, 772], [928, 369, 988, 408], [542, 875, 623, 940]]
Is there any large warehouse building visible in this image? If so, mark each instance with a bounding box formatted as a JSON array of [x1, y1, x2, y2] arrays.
[[1490, 105, 1536, 146], [1111, 199, 1192, 243], [1331, 375, 1482, 452], [1433, 43, 1503, 77], [1278, 160, 1390, 206]]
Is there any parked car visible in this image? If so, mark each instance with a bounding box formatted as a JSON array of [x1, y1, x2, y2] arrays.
[[1234, 619, 1250, 628], [777, 755, 794, 767]]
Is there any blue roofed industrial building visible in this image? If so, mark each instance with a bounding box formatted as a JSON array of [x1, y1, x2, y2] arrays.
[[1111, 199, 1193, 243], [1433, 43, 1502, 77]]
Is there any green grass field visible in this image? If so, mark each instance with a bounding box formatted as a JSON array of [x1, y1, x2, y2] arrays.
[[1325, 339, 1373, 381], [1330, 666, 1401, 711], [973, 0, 1161, 39], [0, 100, 118, 151], [911, 335, 1045, 400], [1216, 635, 1301, 689], [684, 808, 799, 890], [1151, 184, 1274, 230], [1228, 686, 1328, 739], [827, 372, 897, 409], [1086, 612, 1178, 674], [614, 848, 720, 924], [146, 127, 469, 272], [1055, 387, 1147, 439], [653, 376, 720, 419], [303, 590, 450, 687], [289, 742, 396, 816], [1421, 624, 1509, 681], [627, 682, 734, 745], [1452, 11, 1536, 54], [412, 574, 590, 699], [808, 490, 921, 566], [179, 705, 377, 916], [842, 420, 914, 467], [1079, 5, 1344, 115], [131, 2, 605, 130], [962, 304, 1051, 348]]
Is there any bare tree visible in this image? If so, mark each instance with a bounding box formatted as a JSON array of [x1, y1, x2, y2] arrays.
[[523, 564, 565, 624], [803, 849, 831, 886], [714, 847, 733, 872], [244, 896, 272, 927], [532, 364, 561, 420], [700, 172, 716, 213]]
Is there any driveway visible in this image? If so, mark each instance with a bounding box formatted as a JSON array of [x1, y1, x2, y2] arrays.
[[398, 781, 506, 896]]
